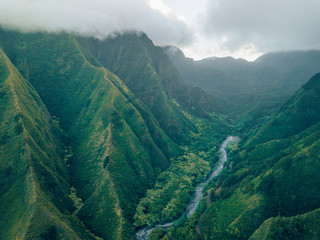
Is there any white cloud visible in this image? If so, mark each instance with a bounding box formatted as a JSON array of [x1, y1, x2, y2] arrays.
[[0, 0, 194, 46], [1, 0, 319, 61], [181, 36, 263, 61], [147, 0, 172, 16], [202, 0, 320, 53]]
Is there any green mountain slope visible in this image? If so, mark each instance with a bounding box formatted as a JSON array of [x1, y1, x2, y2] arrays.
[[77, 33, 219, 144], [249, 73, 320, 144], [68, 66, 179, 238], [0, 29, 219, 239], [195, 73, 320, 240], [250, 208, 320, 240], [0, 30, 175, 239], [0, 47, 94, 240]]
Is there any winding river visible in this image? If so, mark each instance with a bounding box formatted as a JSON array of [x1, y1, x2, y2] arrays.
[[136, 136, 237, 240]]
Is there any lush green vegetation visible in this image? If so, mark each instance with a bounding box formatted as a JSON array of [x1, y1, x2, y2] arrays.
[[77, 34, 219, 144], [148, 212, 203, 240], [147, 138, 239, 240], [250, 208, 320, 240], [154, 73, 320, 240], [249, 73, 320, 144], [134, 152, 210, 227], [0, 28, 228, 239], [132, 110, 231, 229], [196, 73, 320, 239], [0, 47, 95, 239]]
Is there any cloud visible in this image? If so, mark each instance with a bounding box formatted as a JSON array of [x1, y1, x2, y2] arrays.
[[0, 0, 194, 46], [202, 0, 320, 52], [2, 0, 318, 60]]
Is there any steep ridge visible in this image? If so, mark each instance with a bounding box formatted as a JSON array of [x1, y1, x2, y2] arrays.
[[77, 33, 219, 144], [0, 29, 203, 239], [163, 46, 244, 100], [250, 208, 320, 240], [194, 73, 320, 240], [249, 73, 320, 144], [0, 48, 94, 239], [68, 65, 177, 238]]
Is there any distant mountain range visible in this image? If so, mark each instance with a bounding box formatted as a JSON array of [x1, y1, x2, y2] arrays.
[[164, 46, 320, 128]]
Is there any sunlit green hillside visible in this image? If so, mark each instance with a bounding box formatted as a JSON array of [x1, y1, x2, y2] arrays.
[[0, 47, 95, 239]]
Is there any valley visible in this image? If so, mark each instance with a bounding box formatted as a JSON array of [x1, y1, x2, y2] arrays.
[[136, 136, 238, 240], [0, 27, 320, 240]]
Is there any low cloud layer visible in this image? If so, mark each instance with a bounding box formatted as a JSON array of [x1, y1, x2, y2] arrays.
[[0, 0, 193, 46], [202, 0, 320, 53], [1, 0, 319, 60]]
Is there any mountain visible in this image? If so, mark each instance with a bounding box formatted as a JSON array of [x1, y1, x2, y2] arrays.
[[196, 73, 320, 239], [0, 28, 224, 239], [151, 73, 320, 240], [0, 29, 177, 239], [164, 46, 320, 128], [248, 73, 320, 144], [77, 33, 220, 143], [0, 47, 94, 239], [249, 209, 320, 240], [163, 46, 243, 101]]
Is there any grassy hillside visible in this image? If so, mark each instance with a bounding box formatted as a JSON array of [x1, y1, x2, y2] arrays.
[[0, 29, 209, 239], [77, 33, 219, 144], [249, 73, 320, 144], [250, 208, 320, 240], [68, 66, 180, 238], [196, 73, 320, 239], [0, 47, 95, 239]]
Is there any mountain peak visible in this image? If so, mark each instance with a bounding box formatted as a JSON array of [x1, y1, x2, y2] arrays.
[[162, 45, 186, 58]]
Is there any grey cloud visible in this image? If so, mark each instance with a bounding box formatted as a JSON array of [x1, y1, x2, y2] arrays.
[[0, 0, 194, 46], [202, 0, 320, 52]]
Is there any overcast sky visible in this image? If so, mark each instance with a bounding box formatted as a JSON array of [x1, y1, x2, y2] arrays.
[[1, 0, 320, 61]]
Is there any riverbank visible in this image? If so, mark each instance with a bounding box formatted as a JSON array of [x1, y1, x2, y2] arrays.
[[136, 136, 237, 240]]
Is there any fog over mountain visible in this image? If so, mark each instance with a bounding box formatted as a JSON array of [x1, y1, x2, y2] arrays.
[[1, 0, 320, 60], [0, 0, 193, 46]]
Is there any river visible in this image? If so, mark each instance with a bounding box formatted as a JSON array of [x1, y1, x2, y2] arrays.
[[136, 136, 237, 240]]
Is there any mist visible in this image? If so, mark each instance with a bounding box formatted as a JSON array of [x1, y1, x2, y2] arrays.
[[202, 0, 320, 53], [1, 0, 320, 60], [0, 0, 194, 46]]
